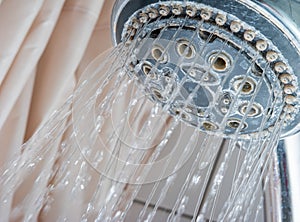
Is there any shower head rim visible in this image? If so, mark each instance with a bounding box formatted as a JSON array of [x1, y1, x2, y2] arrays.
[[111, 0, 300, 48], [111, 0, 300, 138]]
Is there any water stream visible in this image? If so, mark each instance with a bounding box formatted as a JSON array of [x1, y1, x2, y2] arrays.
[[0, 18, 284, 221]]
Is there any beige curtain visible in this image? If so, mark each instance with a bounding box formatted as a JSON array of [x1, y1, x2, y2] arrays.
[[0, 0, 113, 167]]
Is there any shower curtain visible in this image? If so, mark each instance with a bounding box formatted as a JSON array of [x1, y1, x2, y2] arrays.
[[0, 1, 115, 219], [0, 0, 112, 167]]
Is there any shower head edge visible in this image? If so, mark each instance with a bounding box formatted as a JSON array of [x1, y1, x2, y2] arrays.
[[110, 0, 300, 138]]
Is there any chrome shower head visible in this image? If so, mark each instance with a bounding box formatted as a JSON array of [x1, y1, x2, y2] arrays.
[[111, 0, 300, 138]]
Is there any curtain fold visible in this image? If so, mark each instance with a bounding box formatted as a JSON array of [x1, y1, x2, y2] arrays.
[[0, 0, 65, 140], [0, 0, 45, 86], [0, 0, 110, 161], [0, 73, 35, 167], [0, 0, 113, 220], [25, 0, 105, 138]]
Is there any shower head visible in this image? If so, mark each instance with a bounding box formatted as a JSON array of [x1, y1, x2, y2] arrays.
[[111, 0, 300, 139]]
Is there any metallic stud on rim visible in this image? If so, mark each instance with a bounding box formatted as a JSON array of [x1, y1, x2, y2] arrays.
[[285, 95, 297, 104], [256, 40, 268, 51], [139, 13, 149, 23], [215, 13, 227, 26], [171, 4, 183, 15], [230, 21, 242, 33], [148, 7, 159, 19], [244, 30, 256, 41], [266, 51, 279, 62], [279, 73, 294, 84], [275, 62, 288, 73], [131, 18, 140, 29], [159, 5, 170, 16], [186, 5, 197, 17], [284, 104, 296, 113], [284, 84, 297, 94], [200, 9, 212, 20]]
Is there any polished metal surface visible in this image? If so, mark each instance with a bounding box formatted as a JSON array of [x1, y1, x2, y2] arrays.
[[110, 0, 300, 220], [111, 0, 300, 138]]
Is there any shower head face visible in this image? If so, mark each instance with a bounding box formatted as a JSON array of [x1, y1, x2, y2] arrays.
[[111, 0, 300, 138]]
